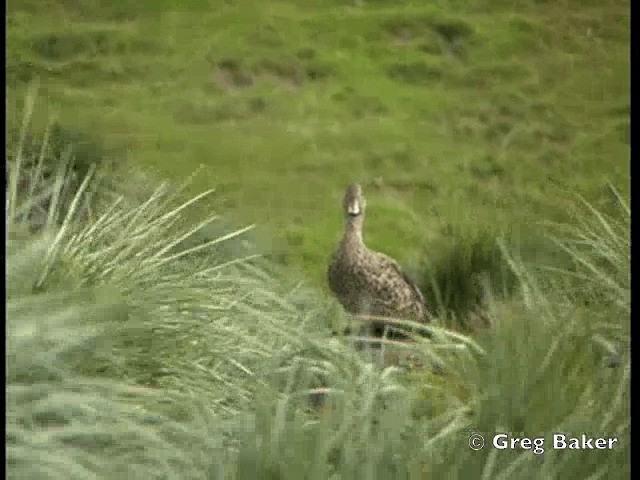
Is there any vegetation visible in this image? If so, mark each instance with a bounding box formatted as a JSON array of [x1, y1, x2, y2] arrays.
[[6, 0, 629, 288], [6, 0, 629, 478], [7, 100, 629, 478]]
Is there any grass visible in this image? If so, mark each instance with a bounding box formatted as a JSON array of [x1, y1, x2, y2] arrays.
[[5, 0, 630, 292], [6, 93, 630, 476], [5, 0, 630, 477]]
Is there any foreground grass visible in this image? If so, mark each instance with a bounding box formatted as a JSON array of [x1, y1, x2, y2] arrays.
[[6, 127, 629, 478], [5, 0, 630, 289], [6, 0, 630, 475]]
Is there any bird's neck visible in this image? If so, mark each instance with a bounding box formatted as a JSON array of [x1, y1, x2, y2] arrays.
[[341, 218, 364, 252]]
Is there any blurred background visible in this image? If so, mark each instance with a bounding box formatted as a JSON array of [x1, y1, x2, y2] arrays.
[[6, 0, 629, 291], [6, 1, 630, 478]]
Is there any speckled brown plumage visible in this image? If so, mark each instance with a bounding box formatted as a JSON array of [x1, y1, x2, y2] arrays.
[[328, 183, 428, 326]]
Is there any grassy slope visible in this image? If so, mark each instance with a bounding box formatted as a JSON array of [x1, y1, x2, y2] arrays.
[[6, 3, 630, 476], [6, 0, 629, 291], [6, 129, 630, 477]]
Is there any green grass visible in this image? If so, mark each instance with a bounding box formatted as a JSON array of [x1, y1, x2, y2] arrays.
[[5, 1, 630, 477], [6, 120, 629, 476], [6, 0, 630, 292]]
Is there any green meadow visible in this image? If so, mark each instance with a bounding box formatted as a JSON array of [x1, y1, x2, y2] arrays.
[[6, 0, 630, 478], [7, 0, 629, 287]]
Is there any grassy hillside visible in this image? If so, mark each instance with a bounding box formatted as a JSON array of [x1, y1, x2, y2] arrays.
[[6, 0, 629, 290], [6, 128, 630, 477], [6, 3, 630, 475]]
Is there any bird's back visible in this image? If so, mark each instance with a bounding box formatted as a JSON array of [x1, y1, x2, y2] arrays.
[[328, 242, 427, 322]]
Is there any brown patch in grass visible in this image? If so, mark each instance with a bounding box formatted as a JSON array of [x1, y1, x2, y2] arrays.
[[253, 58, 306, 89], [213, 58, 253, 89], [209, 53, 332, 91]]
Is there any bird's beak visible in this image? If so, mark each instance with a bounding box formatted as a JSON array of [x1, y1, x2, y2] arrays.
[[347, 201, 361, 216]]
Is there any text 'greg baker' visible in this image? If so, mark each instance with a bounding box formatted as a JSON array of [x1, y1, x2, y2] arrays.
[[553, 434, 618, 450]]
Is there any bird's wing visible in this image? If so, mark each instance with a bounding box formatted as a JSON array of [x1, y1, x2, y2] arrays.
[[327, 249, 343, 294], [374, 252, 426, 307]]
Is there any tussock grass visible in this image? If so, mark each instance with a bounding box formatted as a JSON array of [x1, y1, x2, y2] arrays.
[[6, 95, 465, 477], [7, 91, 629, 478]]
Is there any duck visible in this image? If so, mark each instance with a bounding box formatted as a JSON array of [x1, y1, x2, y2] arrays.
[[328, 183, 428, 337]]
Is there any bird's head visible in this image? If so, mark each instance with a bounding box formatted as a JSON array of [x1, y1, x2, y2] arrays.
[[342, 183, 366, 219]]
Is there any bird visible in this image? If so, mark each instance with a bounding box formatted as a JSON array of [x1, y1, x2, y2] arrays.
[[327, 183, 429, 338]]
